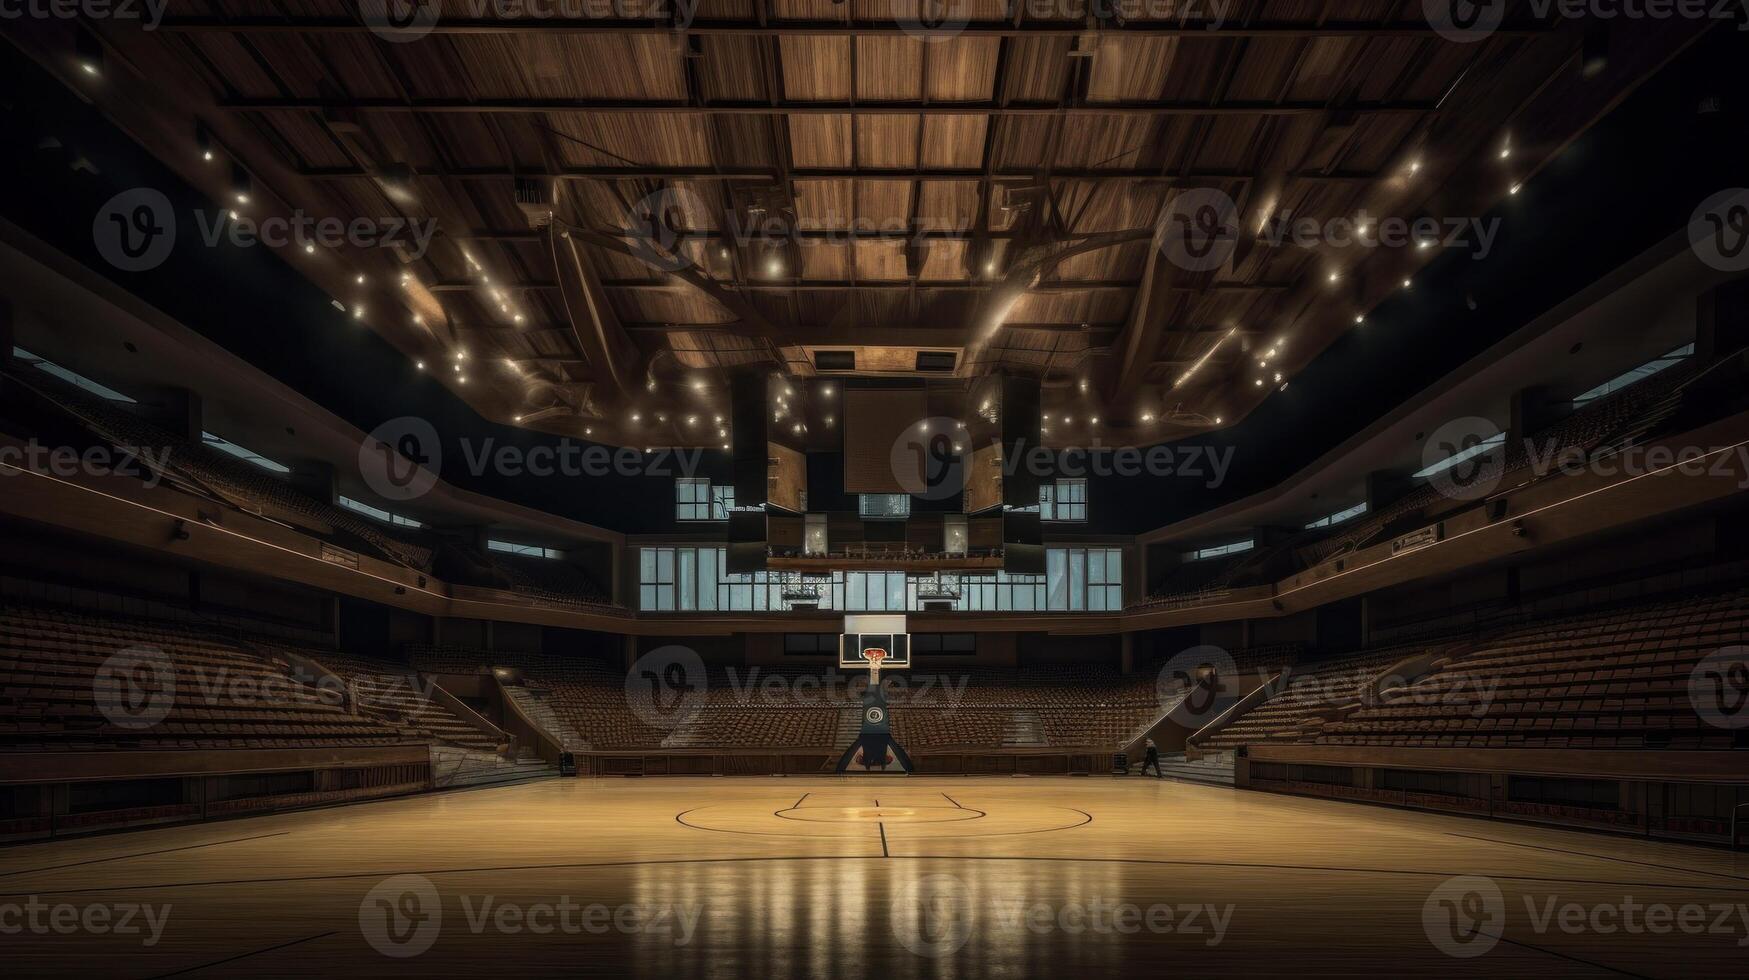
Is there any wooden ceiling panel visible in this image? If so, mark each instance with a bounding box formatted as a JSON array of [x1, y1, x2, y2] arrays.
[[796, 179, 855, 230], [800, 242, 853, 281], [1000, 37, 1074, 103], [856, 179, 915, 225], [1051, 116, 1167, 171], [855, 36, 924, 102], [926, 37, 1001, 102], [920, 115, 988, 169], [1086, 37, 1179, 103], [855, 240, 910, 281], [698, 36, 770, 102], [919, 239, 971, 282], [855, 116, 922, 169], [915, 181, 980, 232], [790, 114, 854, 168], [545, 113, 715, 168], [780, 36, 853, 101]]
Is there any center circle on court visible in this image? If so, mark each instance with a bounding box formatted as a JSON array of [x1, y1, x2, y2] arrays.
[[777, 805, 986, 824], [677, 800, 1092, 839]]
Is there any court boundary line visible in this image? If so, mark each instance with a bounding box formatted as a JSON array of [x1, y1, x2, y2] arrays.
[[1441, 831, 1749, 884], [0, 831, 293, 880], [139, 930, 338, 979]]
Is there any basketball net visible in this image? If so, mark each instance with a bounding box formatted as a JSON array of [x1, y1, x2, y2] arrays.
[[865, 648, 886, 684]]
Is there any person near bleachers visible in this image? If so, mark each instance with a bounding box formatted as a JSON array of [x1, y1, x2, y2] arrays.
[[1140, 737, 1161, 778]]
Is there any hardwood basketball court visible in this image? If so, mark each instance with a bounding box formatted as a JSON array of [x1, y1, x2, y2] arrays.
[[4, 776, 1745, 978]]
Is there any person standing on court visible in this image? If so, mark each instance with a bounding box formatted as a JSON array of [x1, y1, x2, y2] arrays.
[[1141, 736, 1162, 777]]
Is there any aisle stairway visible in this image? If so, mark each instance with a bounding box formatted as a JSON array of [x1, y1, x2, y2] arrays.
[[505, 684, 591, 751], [429, 745, 556, 789], [1002, 711, 1046, 748], [1149, 752, 1237, 786]]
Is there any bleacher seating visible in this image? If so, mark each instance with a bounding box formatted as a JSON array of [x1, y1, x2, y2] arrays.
[[1193, 645, 1424, 752], [0, 604, 414, 753], [408, 648, 1181, 751], [1317, 587, 1748, 750]]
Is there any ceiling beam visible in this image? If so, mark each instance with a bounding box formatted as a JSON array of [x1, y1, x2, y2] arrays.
[[218, 97, 1441, 117], [159, 18, 1555, 38]]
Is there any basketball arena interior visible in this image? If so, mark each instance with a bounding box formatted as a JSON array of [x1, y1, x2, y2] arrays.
[[2, 7, 1749, 978]]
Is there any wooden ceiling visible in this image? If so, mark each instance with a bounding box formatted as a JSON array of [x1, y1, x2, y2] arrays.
[[29, 4, 1704, 448]]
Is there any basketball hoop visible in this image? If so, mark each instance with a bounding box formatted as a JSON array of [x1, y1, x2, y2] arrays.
[[864, 647, 887, 683]]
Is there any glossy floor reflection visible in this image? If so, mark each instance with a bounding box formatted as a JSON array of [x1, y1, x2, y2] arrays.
[[2, 777, 1745, 978]]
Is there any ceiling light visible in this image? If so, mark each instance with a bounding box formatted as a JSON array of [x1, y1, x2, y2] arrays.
[[1273, 372, 1282, 382], [721, 443, 729, 450], [824, 415, 834, 425], [353, 307, 364, 319], [457, 376, 467, 384], [585, 427, 593, 435], [821, 385, 834, 396], [1509, 183, 1522, 195], [513, 313, 525, 324], [692, 380, 705, 391], [456, 350, 467, 360], [1062, 416, 1071, 424], [1141, 412, 1155, 423], [766, 257, 783, 277], [356, 274, 366, 285], [718, 428, 727, 437], [1408, 159, 1422, 175], [513, 414, 523, 422], [920, 421, 929, 432], [1327, 271, 1340, 283], [228, 210, 238, 220], [1214, 416, 1224, 424], [647, 379, 657, 391], [236, 193, 249, 205], [1402, 278, 1412, 289], [1090, 416, 1099, 425], [791, 423, 802, 434], [1255, 378, 1264, 386], [1499, 147, 1512, 160], [412, 313, 423, 325], [1354, 314, 1365, 324], [454, 363, 462, 373], [304, 243, 315, 254], [713, 415, 722, 424], [686, 415, 697, 425], [632, 412, 641, 422], [953, 443, 963, 452], [656, 412, 667, 422], [1417, 239, 1432, 249], [415, 360, 425, 370]]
